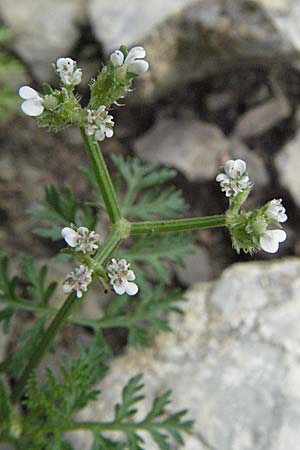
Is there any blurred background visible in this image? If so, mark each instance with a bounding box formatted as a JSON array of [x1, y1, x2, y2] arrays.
[[1, 1, 300, 449]]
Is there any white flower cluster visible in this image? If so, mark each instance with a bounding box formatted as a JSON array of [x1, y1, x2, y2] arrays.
[[62, 226, 101, 254], [110, 46, 149, 76], [63, 264, 93, 298], [216, 159, 250, 198], [56, 57, 82, 86], [260, 198, 287, 253], [107, 258, 138, 296], [85, 106, 114, 141], [266, 199, 287, 223]]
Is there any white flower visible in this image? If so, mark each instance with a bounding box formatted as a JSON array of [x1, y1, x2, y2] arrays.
[[56, 57, 82, 86], [107, 258, 138, 296], [85, 106, 114, 141], [62, 226, 101, 254], [260, 229, 287, 253], [216, 159, 250, 197], [110, 46, 149, 75], [266, 199, 287, 223], [63, 264, 93, 298], [19, 86, 44, 116]]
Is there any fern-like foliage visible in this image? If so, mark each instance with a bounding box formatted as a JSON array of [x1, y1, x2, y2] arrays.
[[28, 185, 97, 241], [19, 335, 108, 450], [103, 287, 183, 348], [0, 253, 57, 333], [111, 155, 187, 221], [89, 374, 193, 450]]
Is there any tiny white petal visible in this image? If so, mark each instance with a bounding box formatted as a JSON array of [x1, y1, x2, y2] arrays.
[[63, 283, 73, 294], [61, 227, 78, 247], [126, 282, 139, 296], [216, 173, 229, 182], [127, 270, 135, 281], [105, 128, 114, 138], [125, 46, 146, 64], [127, 60, 149, 75], [110, 50, 124, 67], [95, 129, 105, 141], [234, 159, 247, 176], [113, 282, 126, 295], [19, 86, 40, 100], [21, 99, 44, 116], [260, 229, 287, 253]]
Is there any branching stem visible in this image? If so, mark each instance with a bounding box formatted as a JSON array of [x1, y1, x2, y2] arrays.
[[80, 128, 122, 224]]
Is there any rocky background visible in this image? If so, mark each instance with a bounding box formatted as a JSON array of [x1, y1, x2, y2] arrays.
[[1, 1, 300, 449]]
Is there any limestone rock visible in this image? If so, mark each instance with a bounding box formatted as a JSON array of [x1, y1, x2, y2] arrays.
[[76, 258, 300, 450], [234, 96, 291, 139], [0, 0, 86, 81], [134, 117, 228, 182], [175, 245, 212, 285], [134, 115, 269, 185], [275, 129, 300, 208], [89, 0, 300, 100], [88, 0, 195, 53]]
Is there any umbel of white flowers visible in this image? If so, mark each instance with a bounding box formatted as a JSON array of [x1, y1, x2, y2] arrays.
[[56, 57, 82, 86], [107, 258, 139, 296], [62, 226, 101, 254], [63, 265, 93, 298], [217, 159, 287, 254], [85, 106, 114, 141], [216, 159, 250, 198]]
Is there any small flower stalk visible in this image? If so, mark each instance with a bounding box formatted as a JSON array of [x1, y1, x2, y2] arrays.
[[62, 226, 101, 254], [63, 265, 93, 298], [107, 258, 138, 296]]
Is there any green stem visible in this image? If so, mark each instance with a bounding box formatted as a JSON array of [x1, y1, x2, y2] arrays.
[[130, 215, 226, 235], [11, 292, 77, 402], [94, 226, 123, 265], [80, 128, 122, 224]]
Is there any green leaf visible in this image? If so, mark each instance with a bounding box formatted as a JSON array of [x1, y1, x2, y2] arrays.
[[111, 155, 187, 221], [22, 256, 58, 305], [8, 316, 47, 377], [118, 233, 194, 284], [114, 374, 144, 422], [29, 185, 98, 242]]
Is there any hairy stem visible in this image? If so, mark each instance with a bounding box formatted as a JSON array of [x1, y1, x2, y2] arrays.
[[80, 128, 122, 224], [11, 292, 77, 402], [130, 215, 226, 235]]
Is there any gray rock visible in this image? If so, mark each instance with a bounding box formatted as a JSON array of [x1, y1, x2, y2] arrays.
[[175, 245, 212, 285], [134, 115, 269, 185], [88, 0, 195, 53], [234, 96, 291, 139], [134, 116, 228, 182], [89, 0, 300, 100], [0, 0, 86, 81], [275, 129, 300, 208], [75, 258, 300, 450]]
